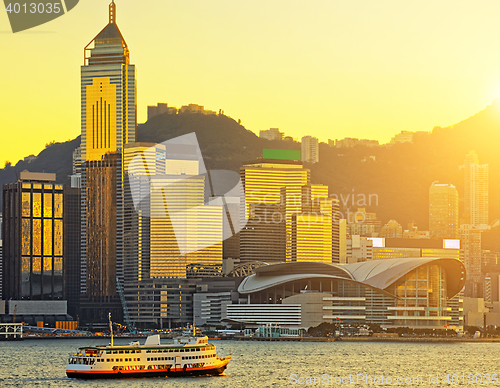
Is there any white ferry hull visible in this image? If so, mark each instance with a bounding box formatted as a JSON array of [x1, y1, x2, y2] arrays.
[[66, 357, 230, 379]]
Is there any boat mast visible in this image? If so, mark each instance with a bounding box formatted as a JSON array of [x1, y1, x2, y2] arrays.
[[109, 313, 114, 347]]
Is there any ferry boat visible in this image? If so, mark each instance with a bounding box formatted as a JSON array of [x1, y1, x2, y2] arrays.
[[66, 315, 230, 379]]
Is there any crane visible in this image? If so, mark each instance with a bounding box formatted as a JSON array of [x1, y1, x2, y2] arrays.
[[116, 277, 137, 335]]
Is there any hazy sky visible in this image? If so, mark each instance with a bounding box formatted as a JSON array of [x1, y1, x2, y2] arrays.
[[1, 0, 500, 165]]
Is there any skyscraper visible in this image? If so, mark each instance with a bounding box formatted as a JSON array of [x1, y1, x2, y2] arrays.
[[64, 187, 82, 318], [240, 155, 309, 261], [460, 224, 483, 298], [80, 1, 136, 305], [429, 182, 459, 239], [240, 156, 310, 221], [301, 136, 319, 164], [464, 150, 488, 226], [2, 172, 64, 301], [123, 142, 223, 327]]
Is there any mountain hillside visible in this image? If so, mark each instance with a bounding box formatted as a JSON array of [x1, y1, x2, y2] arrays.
[[1, 105, 500, 243]]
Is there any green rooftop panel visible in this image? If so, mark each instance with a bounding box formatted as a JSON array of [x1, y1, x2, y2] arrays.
[[262, 149, 301, 161]]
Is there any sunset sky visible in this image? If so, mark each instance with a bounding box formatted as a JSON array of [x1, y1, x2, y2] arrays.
[[1, 0, 500, 165]]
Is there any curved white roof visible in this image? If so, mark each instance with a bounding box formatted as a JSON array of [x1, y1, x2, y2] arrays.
[[343, 257, 465, 296], [237, 258, 465, 298]]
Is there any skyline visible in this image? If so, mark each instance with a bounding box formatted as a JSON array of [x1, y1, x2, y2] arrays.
[[2, 1, 500, 165]]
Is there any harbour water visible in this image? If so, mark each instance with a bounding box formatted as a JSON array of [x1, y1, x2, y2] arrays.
[[0, 338, 499, 387]]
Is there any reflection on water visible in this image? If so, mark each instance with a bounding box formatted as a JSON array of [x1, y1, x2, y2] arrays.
[[1, 338, 499, 387]]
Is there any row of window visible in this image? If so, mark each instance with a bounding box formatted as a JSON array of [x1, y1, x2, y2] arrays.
[[104, 346, 214, 355], [106, 349, 140, 354], [151, 346, 213, 353], [97, 354, 214, 363], [181, 354, 214, 361]]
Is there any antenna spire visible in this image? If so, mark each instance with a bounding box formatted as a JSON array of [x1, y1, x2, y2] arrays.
[[109, 1, 116, 24]]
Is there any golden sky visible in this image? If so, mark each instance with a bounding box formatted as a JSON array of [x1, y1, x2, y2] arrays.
[[1, 0, 500, 165]]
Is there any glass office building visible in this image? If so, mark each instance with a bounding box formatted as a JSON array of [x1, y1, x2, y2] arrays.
[[80, 1, 136, 301], [2, 172, 64, 300]]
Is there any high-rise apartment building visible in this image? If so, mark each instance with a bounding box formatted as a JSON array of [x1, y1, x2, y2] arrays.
[[460, 224, 483, 297], [464, 151, 488, 226], [429, 182, 459, 239], [80, 1, 136, 304], [301, 136, 319, 164], [2, 172, 64, 301]]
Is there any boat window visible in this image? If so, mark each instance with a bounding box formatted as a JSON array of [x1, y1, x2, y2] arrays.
[[119, 351, 124, 354], [125, 350, 129, 354]]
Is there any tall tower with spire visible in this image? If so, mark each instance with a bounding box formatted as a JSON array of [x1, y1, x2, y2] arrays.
[[80, 1, 136, 310]]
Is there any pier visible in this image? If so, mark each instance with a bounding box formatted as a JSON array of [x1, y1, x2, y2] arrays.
[[0, 323, 23, 340], [235, 336, 334, 342]]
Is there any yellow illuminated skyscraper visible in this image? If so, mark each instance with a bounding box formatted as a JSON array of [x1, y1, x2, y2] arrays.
[[429, 182, 459, 239], [240, 156, 309, 261], [2, 172, 64, 301], [464, 150, 488, 226], [240, 159, 310, 220], [124, 143, 223, 281], [80, 1, 136, 300], [289, 185, 336, 263]]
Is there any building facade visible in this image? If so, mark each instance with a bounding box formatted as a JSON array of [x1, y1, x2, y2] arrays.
[[259, 128, 283, 141], [301, 136, 319, 164], [380, 220, 403, 238], [122, 141, 224, 327], [464, 151, 488, 226], [232, 259, 465, 329], [79, 2, 137, 321], [2, 172, 64, 301], [460, 224, 483, 297], [64, 187, 81, 318], [429, 182, 459, 239]]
